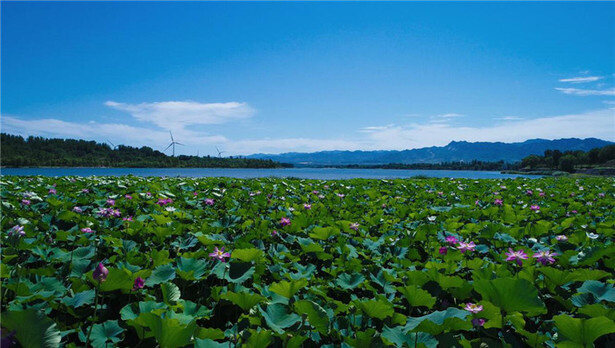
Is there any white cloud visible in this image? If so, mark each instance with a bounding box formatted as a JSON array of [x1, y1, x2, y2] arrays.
[[559, 76, 603, 83], [357, 108, 615, 151], [1, 116, 227, 153], [437, 113, 464, 118], [105, 100, 255, 131], [494, 116, 524, 121], [555, 87, 615, 96], [3, 107, 614, 156], [226, 138, 362, 154]]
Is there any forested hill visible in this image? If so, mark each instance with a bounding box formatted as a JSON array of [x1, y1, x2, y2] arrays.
[[248, 138, 613, 165], [0, 134, 290, 168]]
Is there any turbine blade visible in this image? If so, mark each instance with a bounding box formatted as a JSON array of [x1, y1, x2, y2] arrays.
[[169, 130, 174, 142], [163, 143, 173, 151]]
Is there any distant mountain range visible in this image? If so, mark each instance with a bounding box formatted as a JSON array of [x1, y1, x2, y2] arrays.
[[247, 138, 614, 166]]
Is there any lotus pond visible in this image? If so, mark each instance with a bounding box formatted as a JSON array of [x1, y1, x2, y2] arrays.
[[1, 176, 614, 347]]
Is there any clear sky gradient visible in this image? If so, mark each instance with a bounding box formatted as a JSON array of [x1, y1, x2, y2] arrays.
[[2, 2, 614, 155]]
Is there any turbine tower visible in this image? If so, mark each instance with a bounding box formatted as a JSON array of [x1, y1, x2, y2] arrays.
[[164, 131, 184, 157]]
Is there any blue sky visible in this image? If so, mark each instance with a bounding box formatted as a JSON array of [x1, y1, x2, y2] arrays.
[[2, 2, 614, 156]]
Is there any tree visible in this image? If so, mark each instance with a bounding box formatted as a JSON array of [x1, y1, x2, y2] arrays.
[[559, 155, 576, 173]]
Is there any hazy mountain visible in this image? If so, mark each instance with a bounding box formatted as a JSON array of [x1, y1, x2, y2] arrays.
[[247, 138, 613, 165]]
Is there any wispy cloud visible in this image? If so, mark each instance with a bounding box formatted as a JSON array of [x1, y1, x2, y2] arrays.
[[558, 76, 603, 83], [356, 108, 615, 151], [105, 100, 255, 131], [437, 113, 464, 118], [1, 116, 227, 152], [494, 116, 524, 121], [555, 87, 615, 96], [3, 108, 614, 155]]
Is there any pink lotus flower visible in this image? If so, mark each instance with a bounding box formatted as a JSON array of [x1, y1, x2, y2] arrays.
[[81, 228, 94, 233], [475, 200, 480, 205], [439, 246, 448, 255], [125, 194, 133, 200], [464, 303, 483, 313], [472, 318, 486, 327], [106, 199, 115, 206], [204, 198, 215, 206], [49, 188, 56, 194], [312, 190, 319, 195], [533, 250, 557, 265], [349, 223, 359, 231], [156, 198, 173, 206], [539, 192, 545, 197], [122, 216, 133, 222], [21, 199, 31, 205], [193, 191, 199, 196], [494, 199, 503, 206], [457, 241, 476, 253], [445, 235, 459, 245], [303, 203, 312, 210], [93, 262, 109, 282], [209, 247, 231, 262], [132, 277, 145, 290], [336, 193, 345, 198], [97, 208, 121, 218], [271, 230, 278, 237], [73, 206, 83, 213], [9, 225, 25, 237], [526, 190, 533, 195], [555, 235, 568, 242], [598, 193, 605, 197], [82, 189, 90, 193], [505, 248, 528, 266], [280, 217, 291, 226], [530, 205, 540, 212]]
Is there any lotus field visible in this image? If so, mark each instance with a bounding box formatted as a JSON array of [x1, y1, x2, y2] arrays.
[[2, 175, 615, 348]]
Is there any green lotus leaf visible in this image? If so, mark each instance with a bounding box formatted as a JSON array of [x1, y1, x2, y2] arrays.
[[231, 248, 264, 263], [220, 291, 266, 311], [139, 312, 197, 348], [61, 289, 95, 308], [353, 298, 394, 320], [269, 279, 308, 298], [195, 338, 229, 348], [85, 320, 125, 348], [1, 309, 62, 348], [293, 300, 330, 333], [144, 264, 176, 287], [176, 257, 208, 280], [554, 315, 615, 347], [244, 329, 273, 347], [309, 226, 340, 240], [575, 280, 615, 303], [335, 272, 365, 290], [161, 282, 181, 304], [398, 285, 436, 309], [381, 326, 438, 348], [259, 303, 301, 334], [474, 277, 546, 315]]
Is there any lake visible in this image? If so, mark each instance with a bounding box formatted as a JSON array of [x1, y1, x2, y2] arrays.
[[0, 167, 541, 179]]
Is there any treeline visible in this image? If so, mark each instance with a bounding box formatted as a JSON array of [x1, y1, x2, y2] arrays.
[[335, 160, 517, 171], [520, 145, 615, 172], [0, 134, 292, 168]]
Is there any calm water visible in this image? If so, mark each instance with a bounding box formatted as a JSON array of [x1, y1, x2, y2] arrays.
[[1, 167, 540, 179]]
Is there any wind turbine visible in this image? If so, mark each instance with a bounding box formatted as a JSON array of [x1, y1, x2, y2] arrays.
[[107, 140, 118, 150], [164, 131, 184, 157], [215, 147, 226, 158]]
